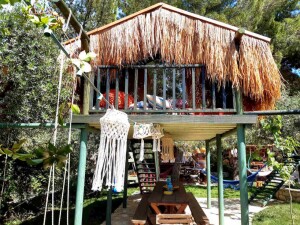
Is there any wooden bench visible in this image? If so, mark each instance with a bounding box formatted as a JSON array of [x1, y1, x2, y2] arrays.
[[187, 192, 210, 225], [156, 214, 194, 225], [131, 194, 150, 225]]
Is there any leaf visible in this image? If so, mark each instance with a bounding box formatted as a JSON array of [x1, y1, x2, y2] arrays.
[[48, 142, 56, 153], [29, 15, 40, 24], [58, 114, 64, 126], [81, 61, 91, 73], [40, 16, 49, 25], [57, 145, 72, 155], [3, 149, 12, 156], [78, 51, 87, 61], [76, 68, 83, 76], [27, 158, 43, 165], [12, 139, 26, 152], [71, 104, 80, 114], [71, 59, 81, 69], [84, 52, 97, 62]]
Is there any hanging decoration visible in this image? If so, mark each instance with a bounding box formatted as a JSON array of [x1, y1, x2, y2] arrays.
[[161, 133, 175, 162], [151, 124, 164, 152], [92, 108, 130, 192], [133, 123, 154, 161]]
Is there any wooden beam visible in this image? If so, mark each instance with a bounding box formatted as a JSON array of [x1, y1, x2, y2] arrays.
[[54, 0, 89, 42]]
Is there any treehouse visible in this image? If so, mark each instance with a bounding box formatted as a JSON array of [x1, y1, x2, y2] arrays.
[[65, 2, 281, 225]]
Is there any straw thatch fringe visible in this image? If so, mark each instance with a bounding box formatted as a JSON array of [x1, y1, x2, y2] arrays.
[[85, 7, 281, 110]]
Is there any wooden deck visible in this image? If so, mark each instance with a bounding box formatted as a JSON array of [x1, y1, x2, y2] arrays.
[[73, 114, 257, 140]]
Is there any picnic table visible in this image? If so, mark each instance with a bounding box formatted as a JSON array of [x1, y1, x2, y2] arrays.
[[148, 181, 189, 214]]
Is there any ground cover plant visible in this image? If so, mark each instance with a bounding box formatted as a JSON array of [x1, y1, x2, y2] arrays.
[[252, 203, 300, 225]]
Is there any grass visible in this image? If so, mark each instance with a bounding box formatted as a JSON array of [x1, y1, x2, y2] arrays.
[[252, 203, 300, 225]]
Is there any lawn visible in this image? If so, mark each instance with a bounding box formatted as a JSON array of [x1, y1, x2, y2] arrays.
[[252, 203, 300, 225]]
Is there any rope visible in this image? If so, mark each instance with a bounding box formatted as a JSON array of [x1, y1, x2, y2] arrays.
[[62, 9, 72, 32], [43, 50, 64, 225], [58, 67, 76, 225]]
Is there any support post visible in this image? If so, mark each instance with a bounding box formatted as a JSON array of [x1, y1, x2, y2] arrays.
[[237, 124, 249, 225], [205, 140, 211, 209], [123, 145, 129, 208], [106, 187, 113, 225], [216, 134, 224, 225], [154, 151, 160, 181], [74, 128, 88, 225], [81, 38, 90, 115]]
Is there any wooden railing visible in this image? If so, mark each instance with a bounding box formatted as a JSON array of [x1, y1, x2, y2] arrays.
[[89, 64, 236, 114]]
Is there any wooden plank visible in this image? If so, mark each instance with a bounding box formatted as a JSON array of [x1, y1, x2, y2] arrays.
[[134, 69, 138, 110], [125, 69, 129, 110], [95, 68, 101, 110], [143, 69, 147, 110], [89, 71, 95, 110], [131, 194, 150, 224], [192, 68, 196, 110], [97, 64, 203, 69], [115, 70, 119, 109], [73, 114, 258, 125], [172, 69, 176, 109], [153, 70, 157, 110], [163, 69, 167, 110], [182, 68, 186, 110], [105, 69, 110, 109], [201, 67, 206, 109], [187, 192, 210, 225]]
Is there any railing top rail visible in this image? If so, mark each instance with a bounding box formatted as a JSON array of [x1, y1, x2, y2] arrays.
[[97, 64, 204, 69]]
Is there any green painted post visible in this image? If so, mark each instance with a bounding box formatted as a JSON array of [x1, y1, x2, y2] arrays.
[[237, 124, 249, 225], [205, 140, 211, 209], [106, 187, 113, 225], [216, 134, 224, 225], [123, 145, 129, 208], [74, 128, 88, 225]]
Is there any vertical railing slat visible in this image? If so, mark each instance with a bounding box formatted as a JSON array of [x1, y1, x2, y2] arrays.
[[172, 69, 176, 109], [153, 69, 157, 110], [182, 68, 186, 110], [232, 88, 236, 110], [222, 85, 226, 109], [125, 69, 129, 110], [212, 81, 216, 110], [95, 67, 101, 110], [106, 69, 110, 109], [143, 69, 147, 111], [115, 70, 119, 109], [163, 69, 167, 110], [134, 69, 138, 110], [192, 68, 196, 110], [201, 66, 206, 109]]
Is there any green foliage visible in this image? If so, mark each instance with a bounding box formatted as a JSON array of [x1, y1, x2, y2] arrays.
[[253, 203, 300, 225], [28, 142, 72, 169]]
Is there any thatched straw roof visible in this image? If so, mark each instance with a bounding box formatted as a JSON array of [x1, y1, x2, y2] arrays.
[[66, 3, 281, 111]]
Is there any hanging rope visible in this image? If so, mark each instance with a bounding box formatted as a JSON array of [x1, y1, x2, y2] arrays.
[[43, 51, 65, 225], [58, 66, 76, 225]]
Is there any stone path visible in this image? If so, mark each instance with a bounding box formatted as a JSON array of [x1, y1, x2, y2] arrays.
[[101, 194, 266, 225]]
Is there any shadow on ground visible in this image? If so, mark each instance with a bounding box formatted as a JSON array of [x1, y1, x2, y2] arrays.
[[20, 198, 123, 225]]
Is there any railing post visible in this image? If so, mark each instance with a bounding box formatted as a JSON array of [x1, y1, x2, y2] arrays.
[[205, 140, 211, 209], [123, 144, 129, 208], [74, 128, 88, 225]]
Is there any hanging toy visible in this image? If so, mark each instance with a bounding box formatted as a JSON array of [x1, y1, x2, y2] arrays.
[[161, 133, 175, 162], [92, 108, 130, 192], [133, 123, 153, 161]]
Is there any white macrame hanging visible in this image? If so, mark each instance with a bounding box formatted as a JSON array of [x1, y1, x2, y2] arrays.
[[161, 133, 175, 162], [133, 123, 153, 161], [151, 124, 164, 152], [92, 109, 130, 192]]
